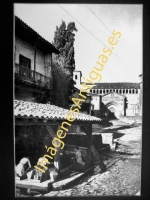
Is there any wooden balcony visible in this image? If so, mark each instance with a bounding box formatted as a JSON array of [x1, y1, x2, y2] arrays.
[[15, 63, 51, 88]]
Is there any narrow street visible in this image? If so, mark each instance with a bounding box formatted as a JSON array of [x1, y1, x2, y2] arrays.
[[39, 119, 142, 197]]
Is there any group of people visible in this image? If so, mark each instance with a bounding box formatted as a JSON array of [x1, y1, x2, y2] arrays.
[[15, 157, 48, 178], [15, 145, 106, 180]]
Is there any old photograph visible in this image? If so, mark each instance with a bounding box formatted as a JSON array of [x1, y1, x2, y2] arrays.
[[14, 3, 142, 197]]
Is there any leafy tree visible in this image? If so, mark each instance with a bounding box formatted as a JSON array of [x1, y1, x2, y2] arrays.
[[50, 20, 78, 107], [52, 20, 77, 71]]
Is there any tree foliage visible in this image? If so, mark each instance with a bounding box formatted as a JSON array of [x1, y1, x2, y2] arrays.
[[50, 61, 76, 108], [52, 20, 77, 69], [50, 20, 77, 107]]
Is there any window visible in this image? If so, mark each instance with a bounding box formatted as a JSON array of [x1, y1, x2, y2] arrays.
[[19, 55, 31, 78], [75, 75, 78, 79], [19, 54, 31, 69], [129, 89, 131, 94]]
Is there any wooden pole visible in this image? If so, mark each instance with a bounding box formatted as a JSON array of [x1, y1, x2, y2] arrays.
[[34, 42, 37, 81]]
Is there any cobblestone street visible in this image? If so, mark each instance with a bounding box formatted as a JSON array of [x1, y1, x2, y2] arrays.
[[41, 120, 141, 197]]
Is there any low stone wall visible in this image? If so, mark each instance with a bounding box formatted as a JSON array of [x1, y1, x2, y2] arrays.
[[100, 133, 113, 148]]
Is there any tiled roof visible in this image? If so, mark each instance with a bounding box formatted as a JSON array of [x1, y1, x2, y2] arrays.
[[89, 82, 140, 89], [14, 100, 101, 122]]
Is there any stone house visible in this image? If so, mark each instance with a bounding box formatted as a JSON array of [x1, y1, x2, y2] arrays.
[[90, 83, 140, 118], [73, 71, 141, 118], [14, 16, 59, 103]]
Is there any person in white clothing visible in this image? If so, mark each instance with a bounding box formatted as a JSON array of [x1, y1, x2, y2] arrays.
[[74, 146, 85, 166], [15, 157, 31, 177]]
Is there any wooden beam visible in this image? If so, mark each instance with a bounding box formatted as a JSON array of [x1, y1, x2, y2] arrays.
[[15, 118, 102, 126], [80, 124, 92, 145], [16, 178, 53, 192], [15, 84, 45, 94], [15, 118, 60, 126]]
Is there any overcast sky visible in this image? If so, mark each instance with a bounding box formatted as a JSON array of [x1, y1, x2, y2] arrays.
[[14, 4, 142, 83]]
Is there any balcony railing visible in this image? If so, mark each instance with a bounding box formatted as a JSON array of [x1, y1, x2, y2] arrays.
[[15, 63, 50, 87]]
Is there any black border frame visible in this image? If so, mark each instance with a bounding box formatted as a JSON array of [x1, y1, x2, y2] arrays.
[[1, 0, 150, 199]]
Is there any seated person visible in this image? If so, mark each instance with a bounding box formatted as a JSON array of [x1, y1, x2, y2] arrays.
[[75, 146, 85, 166], [16, 157, 31, 177], [72, 146, 86, 171], [32, 157, 50, 182]]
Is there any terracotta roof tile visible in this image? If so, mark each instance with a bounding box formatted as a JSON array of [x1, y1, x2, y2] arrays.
[[14, 100, 101, 122]]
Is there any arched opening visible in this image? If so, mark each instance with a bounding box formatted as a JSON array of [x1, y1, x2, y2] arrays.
[[105, 101, 123, 119]]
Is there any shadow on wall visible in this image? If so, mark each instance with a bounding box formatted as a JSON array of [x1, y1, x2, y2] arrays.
[[91, 102, 118, 120]]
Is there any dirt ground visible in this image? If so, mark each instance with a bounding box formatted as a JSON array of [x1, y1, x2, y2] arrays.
[[43, 119, 142, 196]]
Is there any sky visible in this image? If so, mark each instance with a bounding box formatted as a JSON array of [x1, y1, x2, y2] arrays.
[[14, 4, 142, 83]]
